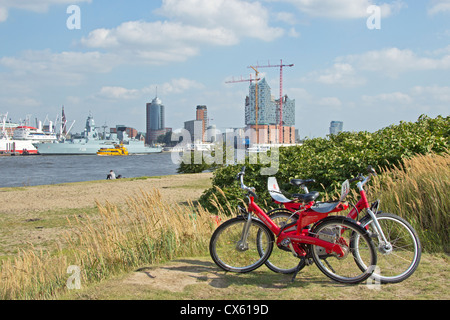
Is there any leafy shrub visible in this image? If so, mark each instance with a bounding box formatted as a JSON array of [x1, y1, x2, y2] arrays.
[[197, 115, 449, 212]]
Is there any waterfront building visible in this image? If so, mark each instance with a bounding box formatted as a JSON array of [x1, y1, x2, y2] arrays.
[[196, 105, 208, 142], [330, 121, 344, 135], [184, 120, 203, 144], [146, 96, 167, 144], [245, 78, 296, 144]]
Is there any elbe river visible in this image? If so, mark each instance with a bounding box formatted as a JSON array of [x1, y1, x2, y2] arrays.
[[0, 152, 181, 188]]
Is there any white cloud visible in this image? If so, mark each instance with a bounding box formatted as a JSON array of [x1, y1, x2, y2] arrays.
[[361, 86, 450, 117], [0, 50, 119, 87], [0, 97, 42, 108], [97, 87, 141, 100], [94, 78, 205, 101], [0, 0, 90, 22], [156, 0, 284, 41], [81, 20, 239, 65], [318, 97, 343, 108], [0, 6, 8, 22], [428, 0, 450, 15], [275, 12, 298, 25], [81, 0, 285, 65], [411, 85, 450, 102], [302, 63, 366, 87], [362, 92, 413, 104], [157, 78, 205, 95], [342, 47, 450, 77], [272, 0, 405, 19]]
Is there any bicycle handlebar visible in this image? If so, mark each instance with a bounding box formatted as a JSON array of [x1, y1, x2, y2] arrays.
[[349, 166, 377, 187], [236, 166, 257, 199]]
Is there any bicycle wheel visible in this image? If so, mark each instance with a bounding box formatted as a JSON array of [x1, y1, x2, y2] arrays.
[[310, 217, 377, 284], [260, 209, 305, 274], [357, 212, 422, 283], [209, 216, 274, 273]]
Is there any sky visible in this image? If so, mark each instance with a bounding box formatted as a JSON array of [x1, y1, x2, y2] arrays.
[[0, 0, 449, 139]]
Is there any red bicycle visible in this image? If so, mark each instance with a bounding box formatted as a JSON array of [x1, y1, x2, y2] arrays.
[[266, 166, 421, 284], [209, 167, 377, 284]]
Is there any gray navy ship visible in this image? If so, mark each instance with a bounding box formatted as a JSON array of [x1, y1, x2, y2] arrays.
[[35, 114, 162, 155]]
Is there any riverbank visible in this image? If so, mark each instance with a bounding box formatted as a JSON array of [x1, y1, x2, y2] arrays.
[[0, 172, 213, 258], [0, 172, 213, 215]]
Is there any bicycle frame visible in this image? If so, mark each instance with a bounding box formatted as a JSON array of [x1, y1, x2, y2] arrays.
[[244, 193, 346, 258], [271, 175, 390, 249]]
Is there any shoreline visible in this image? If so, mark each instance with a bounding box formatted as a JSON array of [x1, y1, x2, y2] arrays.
[[0, 172, 213, 216]]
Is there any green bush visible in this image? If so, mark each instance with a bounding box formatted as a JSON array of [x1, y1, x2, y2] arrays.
[[197, 115, 449, 212]]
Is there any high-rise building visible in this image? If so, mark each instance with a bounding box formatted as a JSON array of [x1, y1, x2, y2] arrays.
[[146, 96, 166, 144], [184, 120, 203, 144], [245, 78, 296, 144], [196, 105, 208, 142], [330, 121, 344, 135]]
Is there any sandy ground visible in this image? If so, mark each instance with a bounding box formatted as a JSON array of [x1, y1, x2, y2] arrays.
[[0, 172, 213, 216]]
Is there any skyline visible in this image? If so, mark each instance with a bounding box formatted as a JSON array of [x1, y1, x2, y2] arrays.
[[0, 0, 449, 139]]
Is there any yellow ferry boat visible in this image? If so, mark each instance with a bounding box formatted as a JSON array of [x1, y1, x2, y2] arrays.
[[97, 144, 129, 156]]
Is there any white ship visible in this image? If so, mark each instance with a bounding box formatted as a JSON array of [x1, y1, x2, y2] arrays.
[[0, 113, 38, 155], [12, 125, 57, 143], [36, 114, 162, 155]]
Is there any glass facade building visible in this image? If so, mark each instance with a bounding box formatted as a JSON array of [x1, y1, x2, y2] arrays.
[[330, 121, 344, 135]]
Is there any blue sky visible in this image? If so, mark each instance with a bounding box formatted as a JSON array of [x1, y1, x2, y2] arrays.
[[0, 0, 449, 138]]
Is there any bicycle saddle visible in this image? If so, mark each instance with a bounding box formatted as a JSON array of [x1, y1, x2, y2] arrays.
[[311, 201, 345, 214], [292, 191, 320, 203], [290, 179, 316, 187]]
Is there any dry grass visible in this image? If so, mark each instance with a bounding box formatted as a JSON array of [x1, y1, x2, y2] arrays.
[[367, 153, 450, 253], [0, 189, 225, 300]]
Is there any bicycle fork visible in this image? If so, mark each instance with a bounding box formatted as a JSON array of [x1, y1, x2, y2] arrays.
[[236, 213, 253, 251], [365, 208, 392, 254]]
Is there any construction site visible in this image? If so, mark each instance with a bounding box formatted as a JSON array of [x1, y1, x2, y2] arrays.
[[227, 60, 297, 146]]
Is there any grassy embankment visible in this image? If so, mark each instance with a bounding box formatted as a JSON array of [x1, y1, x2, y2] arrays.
[[0, 173, 217, 299], [0, 154, 449, 300]]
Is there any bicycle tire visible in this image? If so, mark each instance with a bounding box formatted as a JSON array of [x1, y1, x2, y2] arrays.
[[357, 212, 422, 284], [260, 208, 306, 274], [310, 216, 377, 284], [209, 216, 274, 273]]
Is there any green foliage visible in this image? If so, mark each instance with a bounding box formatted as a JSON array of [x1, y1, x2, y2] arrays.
[[198, 115, 449, 212], [177, 152, 212, 174]]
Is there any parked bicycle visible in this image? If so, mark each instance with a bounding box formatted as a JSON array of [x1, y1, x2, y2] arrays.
[[209, 167, 377, 284], [266, 166, 421, 284]]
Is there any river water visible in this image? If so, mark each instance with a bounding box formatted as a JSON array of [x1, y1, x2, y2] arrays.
[[0, 152, 181, 188]]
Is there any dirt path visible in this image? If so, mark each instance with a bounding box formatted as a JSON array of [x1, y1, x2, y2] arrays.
[[67, 254, 449, 301]]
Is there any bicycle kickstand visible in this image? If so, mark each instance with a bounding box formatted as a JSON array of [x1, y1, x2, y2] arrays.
[[291, 258, 305, 283]]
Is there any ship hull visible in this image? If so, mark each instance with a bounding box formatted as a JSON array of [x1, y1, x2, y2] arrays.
[[0, 139, 39, 155], [36, 141, 161, 155]]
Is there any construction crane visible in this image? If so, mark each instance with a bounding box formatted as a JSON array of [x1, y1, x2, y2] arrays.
[[252, 60, 294, 143], [226, 72, 261, 143], [249, 66, 260, 144]]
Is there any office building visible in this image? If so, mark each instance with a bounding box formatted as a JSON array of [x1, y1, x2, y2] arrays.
[[184, 120, 203, 144], [330, 121, 344, 135], [196, 105, 208, 142], [146, 96, 167, 144]]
